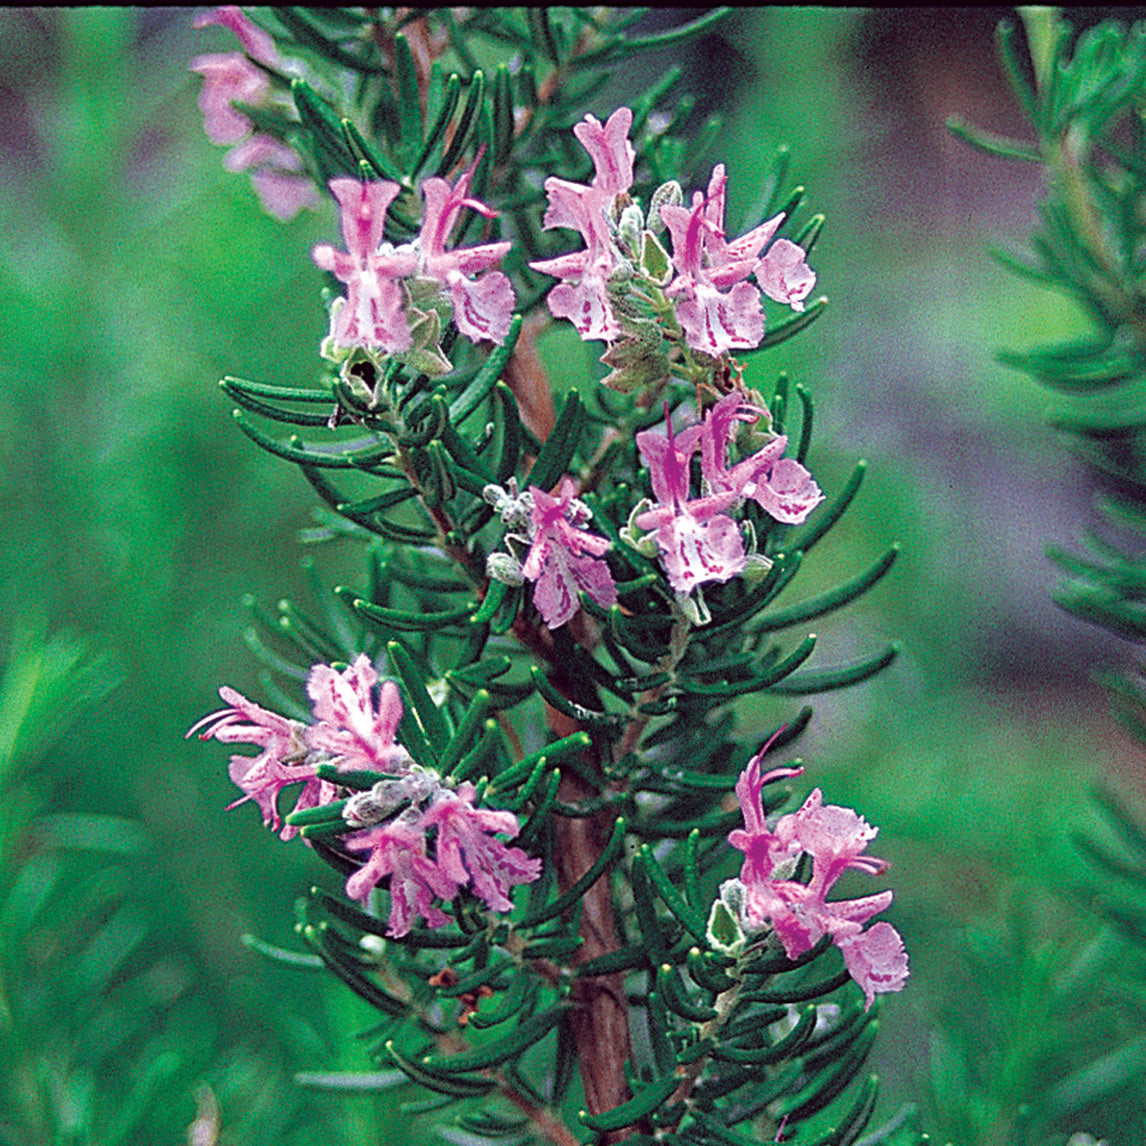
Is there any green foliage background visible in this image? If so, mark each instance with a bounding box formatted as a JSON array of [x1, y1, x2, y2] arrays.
[[1, 7, 1142, 1144]]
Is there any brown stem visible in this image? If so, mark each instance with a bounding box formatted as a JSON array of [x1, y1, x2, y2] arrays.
[[547, 705, 635, 1136], [504, 311, 558, 446], [502, 1081, 584, 1146]]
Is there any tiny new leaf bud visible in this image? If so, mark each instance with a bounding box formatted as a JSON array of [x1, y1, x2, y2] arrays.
[[648, 180, 683, 233], [641, 229, 673, 285], [620, 498, 660, 557], [403, 307, 453, 376], [742, 552, 776, 584], [599, 337, 670, 394], [487, 551, 525, 586], [707, 880, 748, 956], [618, 202, 645, 258]]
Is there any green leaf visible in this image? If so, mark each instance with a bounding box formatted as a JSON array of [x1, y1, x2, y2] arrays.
[[220, 378, 334, 425], [342, 117, 402, 181], [239, 932, 324, 970], [387, 641, 449, 762], [386, 1041, 497, 1098], [525, 389, 585, 492], [798, 1074, 881, 1146], [637, 846, 711, 945], [488, 731, 591, 792], [656, 962, 717, 1022], [677, 633, 817, 696], [572, 7, 732, 69], [274, 8, 386, 74], [520, 817, 626, 927], [768, 644, 898, 694], [578, 1073, 682, 1132], [393, 33, 423, 168], [291, 77, 357, 177], [752, 546, 899, 633], [529, 664, 622, 728], [295, 1071, 407, 1093], [412, 72, 461, 177], [437, 690, 492, 774], [418, 1004, 570, 1073], [947, 114, 1042, 162], [351, 596, 476, 633], [232, 410, 363, 468], [449, 317, 523, 422], [440, 70, 485, 174]]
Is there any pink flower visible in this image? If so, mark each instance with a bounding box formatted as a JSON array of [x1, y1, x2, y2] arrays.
[[344, 814, 457, 933], [312, 179, 418, 352], [192, 6, 278, 64], [190, 7, 318, 221], [342, 783, 541, 935], [529, 107, 636, 342], [192, 655, 543, 936], [697, 393, 824, 525], [660, 165, 783, 356], [416, 168, 515, 345], [304, 654, 410, 773], [757, 238, 816, 312], [313, 172, 516, 353], [634, 409, 746, 595], [521, 477, 617, 628], [421, 783, 542, 913], [728, 746, 909, 1010], [188, 686, 322, 838], [190, 8, 280, 143], [189, 52, 271, 145], [224, 135, 321, 221]]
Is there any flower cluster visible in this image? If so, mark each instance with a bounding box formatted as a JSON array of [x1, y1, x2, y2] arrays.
[[190, 6, 319, 221], [189, 654, 541, 936], [312, 169, 515, 372], [530, 107, 816, 372], [485, 476, 617, 629], [626, 393, 823, 600], [715, 741, 909, 1010]]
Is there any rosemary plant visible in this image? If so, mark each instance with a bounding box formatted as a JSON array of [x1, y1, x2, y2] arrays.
[[951, 9, 1146, 738], [951, 9, 1146, 1139], [188, 9, 919, 1145]]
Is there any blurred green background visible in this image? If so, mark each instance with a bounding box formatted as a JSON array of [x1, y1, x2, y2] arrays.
[[2, 7, 1144, 1144]]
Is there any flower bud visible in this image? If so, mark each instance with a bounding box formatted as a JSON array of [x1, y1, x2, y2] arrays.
[[648, 180, 683, 233], [617, 202, 645, 257], [487, 551, 525, 587]]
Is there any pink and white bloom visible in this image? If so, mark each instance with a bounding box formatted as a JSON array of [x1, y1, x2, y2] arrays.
[[192, 654, 542, 935], [190, 7, 278, 144], [343, 784, 541, 936], [304, 654, 410, 774], [421, 783, 542, 914], [190, 7, 318, 222], [416, 167, 515, 345], [344, 812, 457, 932], [659, 165, 783, 356], [193, 5, 278, 65], [727, 746, 909, 1010], [188, 687, 319, 838], [698, 393, 824, 525], [757, 238, 817, 312], [223, 135, 321, 221], [312, 179, 418, 351], [313, 172, 515, 353], [521, 478, 617, 628], [530, 107, 636, 341], [190, 51, 271, 146], [634, 410, 747, 595]]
